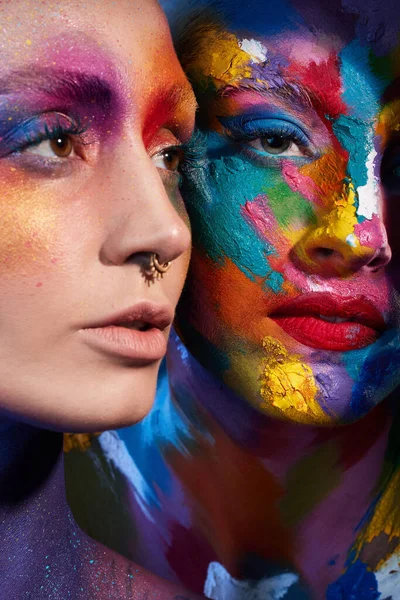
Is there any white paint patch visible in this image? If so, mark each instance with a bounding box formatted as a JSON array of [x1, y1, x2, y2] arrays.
[[239, 38, 268, 63], [99, 431, 158, 526], [346, 233, 358, 247], [356, 147, 379, 220], [375, 551, 400, 598], [204, 561, 299, 600]]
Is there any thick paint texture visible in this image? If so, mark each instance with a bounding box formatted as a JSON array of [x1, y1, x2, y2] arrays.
[[65, 2, 400, 600], [177, 6, 400, 425]]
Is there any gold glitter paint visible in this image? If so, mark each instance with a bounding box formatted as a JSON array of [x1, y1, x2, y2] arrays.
[[260, 336, 330, 424]]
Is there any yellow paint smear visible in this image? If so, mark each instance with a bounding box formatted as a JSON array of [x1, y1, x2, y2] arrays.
[[354, 468, 400, 567], [326, 179, 359, 245], [63, 432, 100, 453], [293, 177, 374, 274], [377, 99, 400, 146], [260, 336, 330, 424], [188, 27, 252, 89]]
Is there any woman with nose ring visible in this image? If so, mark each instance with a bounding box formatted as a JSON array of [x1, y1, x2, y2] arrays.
[[0, 0, 207, 598]]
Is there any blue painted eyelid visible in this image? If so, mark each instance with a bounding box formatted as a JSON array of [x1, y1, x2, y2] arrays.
[[218, 115, 310, 147], [0, 113, 85, 156]]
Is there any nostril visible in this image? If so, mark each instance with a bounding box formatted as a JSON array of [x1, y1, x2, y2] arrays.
[[319, 248, 335, 257], [368, 256, 383, 269], [312, 247, 335, 260]]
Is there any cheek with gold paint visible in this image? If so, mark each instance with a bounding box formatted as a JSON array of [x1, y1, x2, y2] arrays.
[[0, 168, 62, 277], [259, 336, 330, 425]]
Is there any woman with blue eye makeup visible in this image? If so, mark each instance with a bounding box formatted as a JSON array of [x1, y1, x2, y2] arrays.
[[65, 0, 400, 599], [0, 0, 206, 598]]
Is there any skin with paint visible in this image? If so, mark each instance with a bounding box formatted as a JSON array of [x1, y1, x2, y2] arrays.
[[65, 0, 400, 599], [174, 3, 400, 427], [0, 0, 204, 598]]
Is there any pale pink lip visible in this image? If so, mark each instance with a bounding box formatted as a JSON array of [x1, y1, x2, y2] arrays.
[[79, 302, 173, 362]]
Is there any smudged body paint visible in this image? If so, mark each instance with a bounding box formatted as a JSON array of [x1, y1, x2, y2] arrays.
[[66, 1, 400, 599]]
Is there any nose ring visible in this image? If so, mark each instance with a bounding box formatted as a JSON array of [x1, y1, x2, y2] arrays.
[[145, 253, 171, 279]]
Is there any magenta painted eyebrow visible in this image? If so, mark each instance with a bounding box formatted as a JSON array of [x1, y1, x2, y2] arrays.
[[0, 68, 115, 111]]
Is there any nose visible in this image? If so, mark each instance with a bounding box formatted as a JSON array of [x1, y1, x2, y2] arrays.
[[293, 179, 392, 277], [99, 146, 191, 267]]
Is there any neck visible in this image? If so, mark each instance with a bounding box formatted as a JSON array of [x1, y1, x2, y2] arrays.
[[0, 418, 64, 505], [0, 418, 81, 597], [160, 331, 398, 593], [0, 416, 203, 600], [166, 331, 392, 461]]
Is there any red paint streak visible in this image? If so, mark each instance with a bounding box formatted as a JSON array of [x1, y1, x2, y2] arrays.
[[142, 83, 194, 146], [286, 53, 347, 120], [166, 415, 292, 578]]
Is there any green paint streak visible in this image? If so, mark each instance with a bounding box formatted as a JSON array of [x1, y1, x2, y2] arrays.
[[369, 51, 393, 89], [280, 441, 342, 528], [266, 181, 317, 230]]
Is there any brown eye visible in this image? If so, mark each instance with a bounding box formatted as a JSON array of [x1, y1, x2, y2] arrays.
[[49, 135, 73, 158], [23, 134, 76, 159], [153, 146, 184, 172]]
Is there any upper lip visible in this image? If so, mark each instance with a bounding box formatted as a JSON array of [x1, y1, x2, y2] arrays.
[[269, 293, 386, 330], [82, 301, 174, 331]]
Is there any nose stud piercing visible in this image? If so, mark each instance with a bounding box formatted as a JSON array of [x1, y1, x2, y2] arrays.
[[145, 253, 171, 279]]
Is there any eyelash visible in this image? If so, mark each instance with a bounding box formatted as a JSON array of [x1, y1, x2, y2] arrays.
[[0, 113, 88, 158], [219, 116, 313, 159], [180, 129, 208, 169]]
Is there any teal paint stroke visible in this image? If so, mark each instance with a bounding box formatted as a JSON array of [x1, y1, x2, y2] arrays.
[[182, 133, 298, 292], [340, 41, 383, 121], [332, 115, 372, 190]]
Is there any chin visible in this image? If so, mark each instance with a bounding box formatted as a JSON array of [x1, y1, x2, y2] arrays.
[[64, 375, 158, 433], [2, 360, 160, 434]]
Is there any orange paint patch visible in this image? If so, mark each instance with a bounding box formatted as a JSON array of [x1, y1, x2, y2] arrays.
[[167, 413, 293, 576], [0, 169, 59, 276]]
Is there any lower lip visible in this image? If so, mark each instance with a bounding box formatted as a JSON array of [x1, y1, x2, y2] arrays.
[[80, 325, 168, 361], [271, 316, 381, 351]]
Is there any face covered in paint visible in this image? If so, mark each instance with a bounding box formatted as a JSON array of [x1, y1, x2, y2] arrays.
[[0, 0, 195, 432], [175, 0, 400, 425]]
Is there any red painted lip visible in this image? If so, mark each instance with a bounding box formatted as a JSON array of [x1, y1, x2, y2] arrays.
[[269, 294, 386, 351], [79, 302, 173, 362]]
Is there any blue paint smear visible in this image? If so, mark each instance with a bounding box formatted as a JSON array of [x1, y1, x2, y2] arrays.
[[331, 41, 387, 190], [116, 361, 193, 506], [341, 0, 400, 56], [174, 0, 304, 37], [344, 329, 400, 419], [332, 115, 371, 190], [326, 559, 380, 600], [340, 41, 382, 121]]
